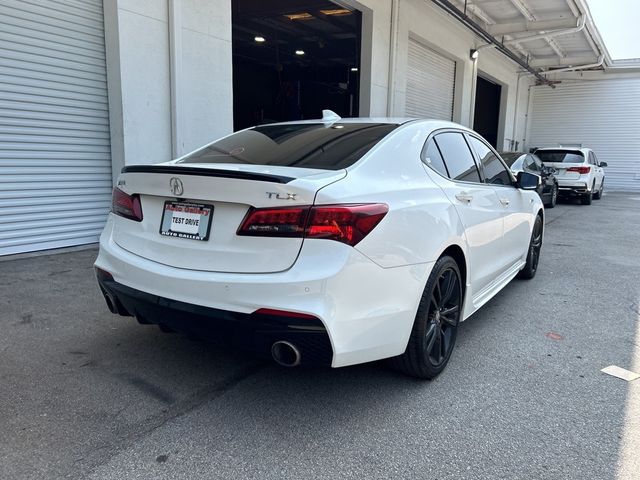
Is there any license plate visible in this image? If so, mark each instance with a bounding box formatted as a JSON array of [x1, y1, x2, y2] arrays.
[[160, 201, 213, 241]]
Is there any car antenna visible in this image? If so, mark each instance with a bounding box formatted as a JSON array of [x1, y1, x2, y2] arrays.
[[322, 109, 341, 124]]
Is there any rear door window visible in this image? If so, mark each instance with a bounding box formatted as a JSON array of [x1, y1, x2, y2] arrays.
[[531, 155, 544, 171], [422, 139, 449, 177], [177, 123, 399, 170], [433, 132, 482, 183], [467, 136, 513, 186], [526, 155, 541, 172]]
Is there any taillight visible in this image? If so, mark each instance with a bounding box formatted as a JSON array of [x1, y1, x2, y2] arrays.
[[306, 204, 388, 245], [237, 207, 309, 237], [567, 166, 591, 174], [112, 187, 143, 221], [237, 204, 388, 246]]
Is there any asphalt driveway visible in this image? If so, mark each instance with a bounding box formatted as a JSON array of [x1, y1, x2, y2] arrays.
[[1, 193, 639, 479]]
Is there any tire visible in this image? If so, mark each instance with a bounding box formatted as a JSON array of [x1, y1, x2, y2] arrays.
[[518, 215, 543, 280], [545, 184, 558, 208], [393, 256, 462, 379], [580, 189, 593, 205], [594, 180, 604, 200]]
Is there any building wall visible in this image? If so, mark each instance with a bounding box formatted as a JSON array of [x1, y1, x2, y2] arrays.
[[104, 0, 532, 174], [527, 73, 640, 191], [104, 0, 232, 180], [328, 0, 531, 149]]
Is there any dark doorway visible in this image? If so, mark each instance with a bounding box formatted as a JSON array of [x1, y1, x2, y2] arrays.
[[232, 0, 361, 131], [473, 76, 502, 148]]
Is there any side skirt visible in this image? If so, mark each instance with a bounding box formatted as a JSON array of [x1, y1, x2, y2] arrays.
[[469, 260, 526, 313]]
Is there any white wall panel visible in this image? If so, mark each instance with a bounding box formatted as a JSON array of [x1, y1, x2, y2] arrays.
[[0, 0, 112, 255], [528, 78, 640, 191]]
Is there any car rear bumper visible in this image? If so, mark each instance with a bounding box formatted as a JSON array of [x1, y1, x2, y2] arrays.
[[96, 270, 333, 366], [95, 217, 433, 367], [557, 180, 589, 196]]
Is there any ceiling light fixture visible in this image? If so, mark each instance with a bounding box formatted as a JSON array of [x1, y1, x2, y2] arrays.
[[350, 67, 358, 72], [470, 49, 479, 60], [254, 36, 266, 43], [295, 50, 305, 56], [319, 8, 352, 16], [285, 12, 313, 20]]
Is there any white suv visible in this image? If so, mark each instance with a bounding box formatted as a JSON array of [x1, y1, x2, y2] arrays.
[[534, 148, 607, 205]]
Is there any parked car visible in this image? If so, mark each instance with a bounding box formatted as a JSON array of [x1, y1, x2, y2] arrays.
[[499, 151, 559, 208], [533, 147, 606, 205], [95, 115, 544, 379]]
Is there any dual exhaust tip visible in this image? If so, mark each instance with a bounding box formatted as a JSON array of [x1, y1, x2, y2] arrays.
[[271, 341, 301, 367]]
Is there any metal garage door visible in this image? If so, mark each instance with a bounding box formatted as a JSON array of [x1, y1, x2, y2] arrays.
[[528, 78, 640, 192], [406, 38, 456, 120], [0, 0, 112, 256]]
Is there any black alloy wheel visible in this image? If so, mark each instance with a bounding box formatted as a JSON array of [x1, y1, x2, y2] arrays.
[[394, 256, 462, 379], [518, 214, 543, 279]]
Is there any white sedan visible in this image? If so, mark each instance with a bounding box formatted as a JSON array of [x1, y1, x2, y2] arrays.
[[95, 114, 544, 379]]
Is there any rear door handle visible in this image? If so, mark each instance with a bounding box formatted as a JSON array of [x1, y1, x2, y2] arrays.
[[499, 198, 510, 206], [455, 193, 473, 204]]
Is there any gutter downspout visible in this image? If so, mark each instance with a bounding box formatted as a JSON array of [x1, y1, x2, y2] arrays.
[[386, 0, 400, 116], [168, 0, 182, 159], [511, 72, 529, 151], [469, 56, 478, 129]]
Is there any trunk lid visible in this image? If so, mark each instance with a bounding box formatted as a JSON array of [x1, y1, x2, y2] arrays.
[[536, 150, 586, 180], [112, 163, 345, 273]]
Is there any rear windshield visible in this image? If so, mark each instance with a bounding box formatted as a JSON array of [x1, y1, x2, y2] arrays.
[[499, 152, 525, 167], [535, 150, 584, 163], [178, 123, 399, 170]]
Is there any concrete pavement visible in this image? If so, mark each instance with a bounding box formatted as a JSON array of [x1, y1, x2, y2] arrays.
[[1, 193, 639, 479]]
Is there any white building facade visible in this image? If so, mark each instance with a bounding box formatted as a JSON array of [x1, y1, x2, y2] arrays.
[[0, 0, 638, 256]]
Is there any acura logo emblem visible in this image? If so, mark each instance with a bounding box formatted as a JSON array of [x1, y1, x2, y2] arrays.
[[169, 177, 184, 196]]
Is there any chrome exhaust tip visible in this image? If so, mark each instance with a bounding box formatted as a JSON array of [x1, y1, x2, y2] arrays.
[[102, 291, 131, 317], [103, 292, 117, 314], [271, 341, 301, 367]]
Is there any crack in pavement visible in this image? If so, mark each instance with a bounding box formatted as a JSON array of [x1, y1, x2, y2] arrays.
[[82, 361, 267, 477]]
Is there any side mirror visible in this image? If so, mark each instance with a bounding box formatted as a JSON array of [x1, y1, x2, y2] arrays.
[[599, 162, 608, 167], [517, 171, 540, 190]]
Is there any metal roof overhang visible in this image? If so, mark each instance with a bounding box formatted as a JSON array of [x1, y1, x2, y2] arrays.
[[430, 0, 632, 84]]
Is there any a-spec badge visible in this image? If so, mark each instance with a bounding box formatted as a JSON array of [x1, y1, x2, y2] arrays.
[[169, 177, 184, 196], [266, 192, 297, 200]]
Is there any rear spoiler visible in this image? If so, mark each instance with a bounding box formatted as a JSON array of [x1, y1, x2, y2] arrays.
[[121, 165, 294, 184]]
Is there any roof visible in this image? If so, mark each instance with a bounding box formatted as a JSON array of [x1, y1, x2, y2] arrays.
[[448, 0, 635, 73]]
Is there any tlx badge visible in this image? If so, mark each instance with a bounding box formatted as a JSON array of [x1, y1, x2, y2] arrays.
[[266, 192, 297, 200]]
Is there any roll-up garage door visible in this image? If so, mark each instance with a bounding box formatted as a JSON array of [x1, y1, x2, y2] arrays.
[[0, 0, 112, 256], [529, 79, 640, 192], [406, 38, 456, 120]]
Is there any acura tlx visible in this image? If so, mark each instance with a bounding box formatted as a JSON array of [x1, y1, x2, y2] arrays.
[[95, 113, 544, 379]]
